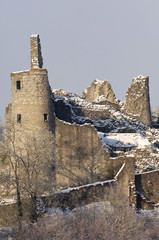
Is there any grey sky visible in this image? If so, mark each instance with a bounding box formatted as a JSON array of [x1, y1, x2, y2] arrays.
[[1, 0, 159, 120]]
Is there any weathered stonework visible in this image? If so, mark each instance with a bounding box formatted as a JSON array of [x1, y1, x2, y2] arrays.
[[2, 35, 159, 229], [5, 36, 54, 134], [0, 157, 135, 227], [93, 96, 121, 111], [55, 118, 134, 190], [53, 89, 111, 121], [124, 75, 152, 126], [135, 169, 159, 209], [82, 79, 118, 104], [30, 34, 43, 69]]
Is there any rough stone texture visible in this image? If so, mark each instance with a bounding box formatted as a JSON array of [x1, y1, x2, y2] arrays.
[[54, 98, 110, 122], [135, 170, 159, 207], [55, 118, 134, 190], [53, 89, 111, 121], [72, 106, 110, 120], [30, 34, 43, 69], [82, 79, 118, 103], [9, 69, 54, 132], [5, 36, 54, 134], [127, 148, 159, 174], [93, 96, 121, 111], [53, 89, 79, 98], [124, 75, 152, 126]]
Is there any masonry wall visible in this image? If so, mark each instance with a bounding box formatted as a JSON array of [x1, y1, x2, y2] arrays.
[[124, 76, 151, 126], [44, 157, 135, 210], [0, 156, 135, 228], [135, 170, 159, 203], [55, 118, 134, 190], [30, 34, 43, 69], [83, 79, 118, 103]]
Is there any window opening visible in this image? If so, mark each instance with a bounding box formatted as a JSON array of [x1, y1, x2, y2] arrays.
[[17, 114, 21, 123], [44, 114, 48, 122], [16, 81, 21, 90]]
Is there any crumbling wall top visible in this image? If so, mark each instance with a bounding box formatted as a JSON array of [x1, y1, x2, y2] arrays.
[[82, 79, 118, 104], [30, 34, 43, 69], [124, 75, 152, 126]]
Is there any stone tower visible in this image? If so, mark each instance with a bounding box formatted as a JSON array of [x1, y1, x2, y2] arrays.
[[5, 34, 54, 133], [124, 75, 151, 126]]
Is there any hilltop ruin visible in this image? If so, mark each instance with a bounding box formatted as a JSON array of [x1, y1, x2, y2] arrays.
[[1, 35, 159, 226]]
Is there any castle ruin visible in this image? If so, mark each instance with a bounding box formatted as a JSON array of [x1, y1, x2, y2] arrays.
[[5, 35, 54, 134], [2, 35, 159, 226]]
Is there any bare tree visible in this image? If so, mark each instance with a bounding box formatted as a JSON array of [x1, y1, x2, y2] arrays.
[[14, 186, 159, 240], [0, 117, 4, 144], [0, 122, 55, 224]]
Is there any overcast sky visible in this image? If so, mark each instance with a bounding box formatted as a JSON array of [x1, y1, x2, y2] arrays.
[[0, 0, 159, 119]]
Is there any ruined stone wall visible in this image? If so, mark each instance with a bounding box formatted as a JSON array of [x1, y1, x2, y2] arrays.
[[44, 157, 135, 211], [135, 170, 159, 203], [54, 97, 111, 122], [72, 106, 110, 120], [83, 79, 118, 103], [47, 157, 135, 210], [0, 157, 135, 228], [124, 76, 151, 126], [92, 98, 121, 111], [30, 34, 43, 69], [55, 118, 134, 190]]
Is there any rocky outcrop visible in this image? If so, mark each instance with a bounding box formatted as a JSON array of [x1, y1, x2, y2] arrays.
[[82, 79, 119, 104], [124, 75, 152, 126]]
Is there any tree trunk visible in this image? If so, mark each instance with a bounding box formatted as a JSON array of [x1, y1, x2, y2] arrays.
[[16, 178, 23, 229], [30, 195, 38, 222]]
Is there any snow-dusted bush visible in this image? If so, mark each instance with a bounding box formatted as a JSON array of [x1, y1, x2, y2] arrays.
[[14, 188, 159, 240]]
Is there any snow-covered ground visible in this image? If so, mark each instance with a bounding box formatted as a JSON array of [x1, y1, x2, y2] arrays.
[[0, 198, 16, 206], [98, 132, 151, 149]]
